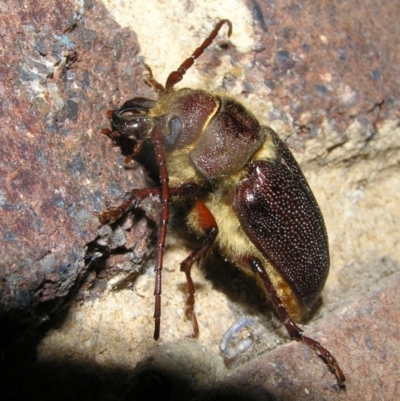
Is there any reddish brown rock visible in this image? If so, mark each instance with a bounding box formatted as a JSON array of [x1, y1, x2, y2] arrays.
[[245, 0, 400, 153], [197, 272, 400, 400], [0, 0, 155, 324]]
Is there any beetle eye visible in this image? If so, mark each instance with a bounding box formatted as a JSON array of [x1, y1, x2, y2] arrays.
[[164, 116, 183, 147]]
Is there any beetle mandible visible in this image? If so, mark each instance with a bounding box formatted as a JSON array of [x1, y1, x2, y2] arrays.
[[99, 20, 345, 387]]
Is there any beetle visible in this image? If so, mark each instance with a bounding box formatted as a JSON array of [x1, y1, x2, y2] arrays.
[[99, 20, 345, 387]]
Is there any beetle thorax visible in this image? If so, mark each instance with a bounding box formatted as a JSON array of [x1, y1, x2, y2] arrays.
[[154, 88, 266, 183]]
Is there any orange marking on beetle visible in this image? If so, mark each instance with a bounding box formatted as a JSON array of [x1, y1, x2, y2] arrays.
[[193, 199, 217, 232]]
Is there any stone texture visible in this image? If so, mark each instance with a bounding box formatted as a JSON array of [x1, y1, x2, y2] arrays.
[[246, 0, 400, 136], [196, 272, 400, 400], [0, 0, 155, 325]]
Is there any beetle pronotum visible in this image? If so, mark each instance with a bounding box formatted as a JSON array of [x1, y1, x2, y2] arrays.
[[100, 20, 345, 387]]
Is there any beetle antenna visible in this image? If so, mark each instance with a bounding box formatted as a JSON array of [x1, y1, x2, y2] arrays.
[[165, 19, 232, 90]]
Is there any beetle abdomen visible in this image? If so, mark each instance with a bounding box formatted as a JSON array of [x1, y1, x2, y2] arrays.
[[234, 134, 329, 311]]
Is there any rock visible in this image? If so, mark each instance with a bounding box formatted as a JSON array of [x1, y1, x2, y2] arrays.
[[0, 0, 154, 329]]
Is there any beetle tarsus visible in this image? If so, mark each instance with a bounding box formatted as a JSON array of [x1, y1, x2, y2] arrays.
[[247, 256, 345, 388], [300, 335, 346, 388], [98, 206, 126, 225], [153, 317, 160, 341], [143, 62, 165, 94]]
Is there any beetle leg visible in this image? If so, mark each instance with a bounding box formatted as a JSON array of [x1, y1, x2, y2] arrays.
[[99, 187, 159, 225], [142, 62, 165, 94], [180, 199, 219, 337], [247, 256, 346, 388], [124, 139, 144, 166], [99, 184, 200, 226], [101, 128, 120, 141]]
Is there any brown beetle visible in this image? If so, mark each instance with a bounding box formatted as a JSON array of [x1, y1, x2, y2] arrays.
[[100, 20, 345, 387]]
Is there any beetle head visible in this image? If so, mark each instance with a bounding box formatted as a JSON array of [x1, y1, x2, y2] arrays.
[[111, 98, 156, 141]]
